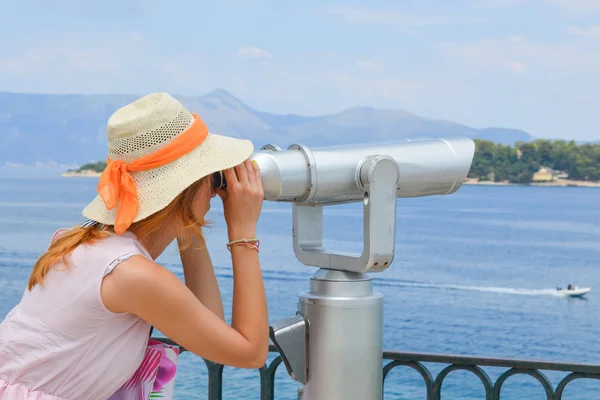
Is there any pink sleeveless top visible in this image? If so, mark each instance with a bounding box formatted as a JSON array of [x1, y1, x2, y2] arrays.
[[0, 230, 153, 400]]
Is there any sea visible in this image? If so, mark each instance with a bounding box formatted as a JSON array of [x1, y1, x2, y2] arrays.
[[0, 171, 599, 399]]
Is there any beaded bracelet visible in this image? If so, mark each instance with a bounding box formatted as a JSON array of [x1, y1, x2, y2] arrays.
[[226, 238, 260, 252]]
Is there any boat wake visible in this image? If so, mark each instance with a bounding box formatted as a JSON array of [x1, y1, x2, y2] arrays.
[[186, 266, 572, 298], [375, 279, 563, 297]]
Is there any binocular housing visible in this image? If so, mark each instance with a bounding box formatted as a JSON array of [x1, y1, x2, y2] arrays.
[[211, 137, 475, 205]]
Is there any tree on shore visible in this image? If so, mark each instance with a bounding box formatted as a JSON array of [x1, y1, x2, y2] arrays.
[[468, 139, 600, 183], [75, 161, 106, 173]]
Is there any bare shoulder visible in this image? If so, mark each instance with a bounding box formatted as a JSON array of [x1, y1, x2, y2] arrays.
[[101, 254, 186, 314]]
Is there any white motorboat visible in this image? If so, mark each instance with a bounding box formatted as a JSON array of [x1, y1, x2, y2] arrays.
[[556, 286, 591, 298]]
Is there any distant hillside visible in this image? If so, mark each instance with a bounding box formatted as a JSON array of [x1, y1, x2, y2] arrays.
[[0, 89, 534, 165], [477, 127, 534, 146]]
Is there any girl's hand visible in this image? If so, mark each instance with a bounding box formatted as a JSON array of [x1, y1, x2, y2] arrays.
[[216, 159, 263, 240]]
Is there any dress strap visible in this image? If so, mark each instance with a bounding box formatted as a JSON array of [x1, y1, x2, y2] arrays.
[[104, 252, 140, 277], [48, 228, 69, 248]]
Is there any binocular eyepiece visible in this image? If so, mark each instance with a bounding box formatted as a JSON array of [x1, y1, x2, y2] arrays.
[[211, 170, 227, 190]]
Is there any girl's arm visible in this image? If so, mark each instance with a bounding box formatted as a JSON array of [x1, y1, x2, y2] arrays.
[[177, 232, 225, 321]]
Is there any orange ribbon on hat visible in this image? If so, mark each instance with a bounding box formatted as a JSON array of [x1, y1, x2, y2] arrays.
[[97, 114, 208, 234]]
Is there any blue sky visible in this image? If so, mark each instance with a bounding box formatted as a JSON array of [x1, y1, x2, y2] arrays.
[[1, 0, 599, 140]]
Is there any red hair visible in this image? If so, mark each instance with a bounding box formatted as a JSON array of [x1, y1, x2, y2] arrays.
[[28, 178, 208, 290]]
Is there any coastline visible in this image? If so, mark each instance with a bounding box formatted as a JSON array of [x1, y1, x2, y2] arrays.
[[61, 170, 102, 178], [59, 171, 600, 188], [463, 178, 600, 188]]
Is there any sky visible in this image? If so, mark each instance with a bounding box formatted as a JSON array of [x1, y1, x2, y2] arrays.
[[1, 0, 600, 141]]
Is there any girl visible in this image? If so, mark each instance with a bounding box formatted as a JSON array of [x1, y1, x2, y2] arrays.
[[0, 93, 268, 399]]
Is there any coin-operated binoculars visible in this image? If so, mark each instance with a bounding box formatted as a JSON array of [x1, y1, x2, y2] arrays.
[[249, 138, 475, 400]]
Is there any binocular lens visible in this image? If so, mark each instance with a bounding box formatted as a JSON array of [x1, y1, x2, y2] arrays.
[[211, 171, 227, 190]]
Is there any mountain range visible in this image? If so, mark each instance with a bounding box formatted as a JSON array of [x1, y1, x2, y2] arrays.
[[0, 89, 535, 166]]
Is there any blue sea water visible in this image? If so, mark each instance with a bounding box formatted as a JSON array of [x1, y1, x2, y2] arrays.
[[0, 172, 599, 399]]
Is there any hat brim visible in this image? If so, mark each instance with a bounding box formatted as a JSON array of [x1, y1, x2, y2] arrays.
[[81, 133, 254, 226]]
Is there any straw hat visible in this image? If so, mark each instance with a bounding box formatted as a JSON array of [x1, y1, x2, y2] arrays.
[[82, 92, 253, 226]]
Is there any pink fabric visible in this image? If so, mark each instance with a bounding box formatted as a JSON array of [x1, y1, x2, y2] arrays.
[[0, 230, 153, 400], [108, 339, 179, 400], [0, 378, 65, 400]]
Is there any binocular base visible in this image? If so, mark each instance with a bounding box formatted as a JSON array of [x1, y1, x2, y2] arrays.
[[271, 269, 384, 400]]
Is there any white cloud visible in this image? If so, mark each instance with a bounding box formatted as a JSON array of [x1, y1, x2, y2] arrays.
[[510, 35, 524, 42], [331, 73, 427, 102], [323, 7, 486, 29], [473, 0, 525, 9], [0, 32, 196, 94], [0, 33, 146, 74], [506, 61, 527, 73], [473, 0, 600, 13], [236, 46, 274, 59], [546, 0, 600, 12], [357, 60, 385, 70], [567, 26, 600, 37], [441, 38, 600, 74], [29, 0, 158, 18]]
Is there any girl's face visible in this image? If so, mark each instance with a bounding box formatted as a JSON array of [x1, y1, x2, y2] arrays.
[[192, 178, 217, 219]]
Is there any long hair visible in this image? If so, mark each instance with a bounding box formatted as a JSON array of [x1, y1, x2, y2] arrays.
[[27, 177, 208, 290]]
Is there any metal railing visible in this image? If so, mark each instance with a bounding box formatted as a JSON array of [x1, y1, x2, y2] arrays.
[[155, 339, 600, 400], [382, 351, 600, 400]]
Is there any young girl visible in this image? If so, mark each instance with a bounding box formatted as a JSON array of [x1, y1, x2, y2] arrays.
[[0, 93, 269, 399]]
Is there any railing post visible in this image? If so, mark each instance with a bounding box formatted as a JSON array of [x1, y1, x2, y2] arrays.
[[203, 359, 224, 400], [259, 356, 283, 400]]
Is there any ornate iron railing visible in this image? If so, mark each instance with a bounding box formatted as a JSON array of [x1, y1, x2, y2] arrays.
[[382, 351, 600, 400], [155, 338, 600, 399]]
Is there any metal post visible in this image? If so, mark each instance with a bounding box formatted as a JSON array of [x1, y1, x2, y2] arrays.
[[263, 139, 475, 400], [298, 269, 383, 400]]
